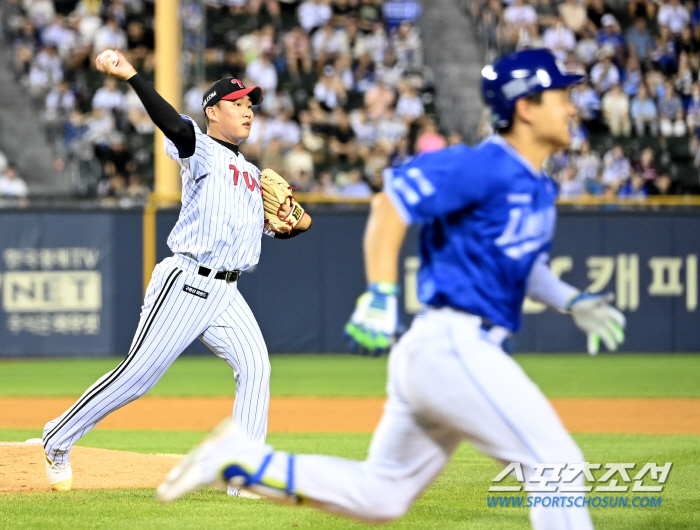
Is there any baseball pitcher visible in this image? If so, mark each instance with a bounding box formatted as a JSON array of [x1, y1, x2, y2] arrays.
[[42, 50, 312, 493]]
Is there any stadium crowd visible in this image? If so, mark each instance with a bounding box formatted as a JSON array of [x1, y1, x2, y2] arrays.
[[470, 0, 700, 195], [1, 0, 445, 199]]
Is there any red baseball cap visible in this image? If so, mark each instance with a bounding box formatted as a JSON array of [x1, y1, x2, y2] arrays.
[[202, 78, 264, 110]]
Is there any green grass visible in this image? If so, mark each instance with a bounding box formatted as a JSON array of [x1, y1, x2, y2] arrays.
[[1, 355, 699, 529], [0, 354, 699, 398], [1, 429, 698, 529]]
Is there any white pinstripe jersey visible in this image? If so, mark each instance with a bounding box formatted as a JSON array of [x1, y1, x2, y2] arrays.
[[164, 115, 272, 271]]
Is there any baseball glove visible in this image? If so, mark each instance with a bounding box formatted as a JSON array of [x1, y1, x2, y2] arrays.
[[260, 168, 306, 234]]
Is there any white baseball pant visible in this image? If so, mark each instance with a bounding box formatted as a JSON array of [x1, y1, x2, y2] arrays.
[[43, 254, 270, 463], [242, 307, 593, 529]]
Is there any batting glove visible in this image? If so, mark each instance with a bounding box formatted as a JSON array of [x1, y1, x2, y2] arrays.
[[344, 282, 399, 356], [567, 292, 626, 355]]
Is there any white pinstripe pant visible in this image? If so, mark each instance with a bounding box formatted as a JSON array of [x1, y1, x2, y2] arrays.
[[43, 254, 270, 463]]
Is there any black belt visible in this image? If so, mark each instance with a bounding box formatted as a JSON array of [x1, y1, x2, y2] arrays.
[[198, 266, 240, 283]]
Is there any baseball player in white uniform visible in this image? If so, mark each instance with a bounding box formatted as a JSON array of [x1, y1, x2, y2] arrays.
[[155, 50, 626, 529], [42, 50, 312, 493]]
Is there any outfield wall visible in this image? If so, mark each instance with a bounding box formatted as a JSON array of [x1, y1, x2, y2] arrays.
[[0, 205, 698, 356]]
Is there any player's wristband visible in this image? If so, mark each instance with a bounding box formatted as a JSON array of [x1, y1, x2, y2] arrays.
[[369, 282, 399, 296]]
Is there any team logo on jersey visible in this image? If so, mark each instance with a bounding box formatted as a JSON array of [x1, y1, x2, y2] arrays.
[[495, 205, 555, 260], [229, 161, 260, 193], [183, 285, 209, 299]]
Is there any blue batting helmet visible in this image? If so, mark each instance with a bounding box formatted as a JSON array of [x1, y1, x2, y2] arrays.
[[481, 49, 585, 129]]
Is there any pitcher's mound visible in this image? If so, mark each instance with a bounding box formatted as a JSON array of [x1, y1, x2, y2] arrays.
[[0, 443, 182, 493]]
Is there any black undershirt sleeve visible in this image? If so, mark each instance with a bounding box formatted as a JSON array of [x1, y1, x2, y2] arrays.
[[127, 74, 196, 158]]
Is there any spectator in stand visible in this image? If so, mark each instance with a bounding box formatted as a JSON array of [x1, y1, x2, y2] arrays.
[[590, 50, 620, 94], [350, 108, 377, 146], [597, 14, 626, 63], [626, 18, 655, 65], [602, 83, 631, 136], [284, 142, 315, 183], [572, 139, 601, 184], [653, 25, 679, 75], [622, 56, 642, 97], [543, 16, 576, 61], [376, 49, 405, 87], [125, 172, 150, 199], [572, 82, 602, 123], [391, 21, 423, 70], [125, 19, 153, 71], [298, 0, 332, 34], [516, 24, 545, 50], [264, 110, 301, 149], [314, 65, 348, 110], [92, 16, 126, 56], [558, 0, 587, 36], [260, 138, 285, 174], [634, 147, 660, 181], [0, 164, 29, 197], [558, 165, 585, 199], [364, 79, 395, 120], [618, 171, 649, 199], [575, 27, 600, 67], [311, 22, 346, 65], [44, 79, 76, 155], [648, 173, 679, 194], [631, 84, 659, 136], [686, 82, 700, 135], [602, 144, 632, 189], [357, 0, 384, 32], [587, 0, 613, 29], [688, 0, 700, 26], [390, 136, 412, 166], [675, 25, 700, 59], [328, 108, 357, 161], [658, 0, 690, 36], [503, 0, 537, 44], [91, 77, 126, 113], [534, 0, 558, 28], [44, 79, 76, 128], [41, 15, 74, 60], [375, 108, 408, 150], [646, 67, 666, 99], [629, 0, 658, 19], [338, 168, 372, 198], [28, 44, 63, 99], [658, 79, 687, 136], [395, 80, 424, 123], [284, 26, 313, 77], [569, 112, 588, 151], [245, 51, 278, 94], [675, 51, 694, 103], [414, 117, 446, 153]]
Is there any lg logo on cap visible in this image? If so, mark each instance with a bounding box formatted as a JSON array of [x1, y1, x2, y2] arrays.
[[231, 79, 243, 89]]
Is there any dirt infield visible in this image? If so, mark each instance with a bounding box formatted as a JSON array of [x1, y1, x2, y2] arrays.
[[2, 397, 699, 494], [0, 442, 181, 493], [2, 396, 700, 434]]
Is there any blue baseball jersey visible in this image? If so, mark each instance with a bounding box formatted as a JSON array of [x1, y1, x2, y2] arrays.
[[384, 136, 559, 332]]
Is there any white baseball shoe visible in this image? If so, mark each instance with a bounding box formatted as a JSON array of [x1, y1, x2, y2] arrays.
[[45, 455, 73, 492], [156, 419, 265, 503], [228, 484, 263, 499]]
